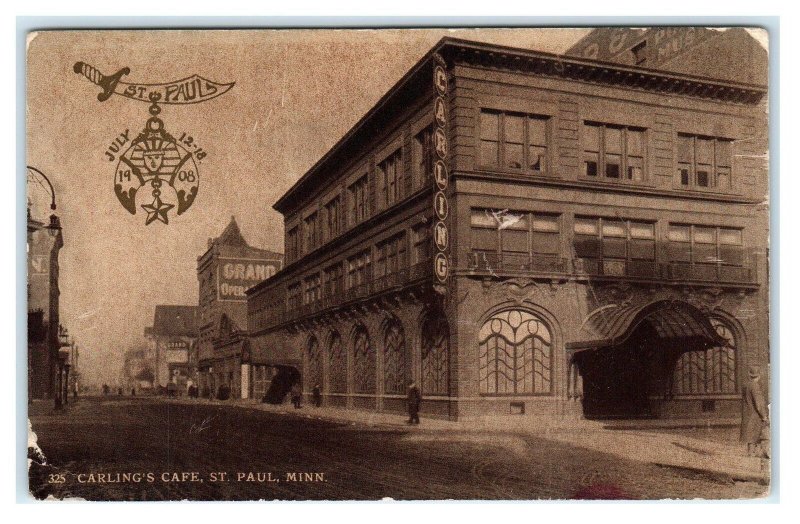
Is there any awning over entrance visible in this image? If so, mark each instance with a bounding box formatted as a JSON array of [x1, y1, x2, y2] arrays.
[[567, 300, 727, 353], [248, 334, 301, 368]]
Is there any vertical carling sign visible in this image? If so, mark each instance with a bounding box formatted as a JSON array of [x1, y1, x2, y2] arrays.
[[432, 54, 450, 292]]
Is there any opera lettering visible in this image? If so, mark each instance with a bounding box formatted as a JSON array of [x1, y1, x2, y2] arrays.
[[218, 257, 282, 301]]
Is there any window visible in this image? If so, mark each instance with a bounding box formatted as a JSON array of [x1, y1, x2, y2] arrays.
[[352, 328, 375, 394], [573, 217, 656, 276], [374, 233, 407, 281], [327, 332, 346, 394], [286, 282, 301, 310], [348, 174, 369, 226], [412, 221, 432, 266], [631, 40, 647, 65], [668, 224, 743, 267], [413, 126, 435, 188], [383, 322, 407, 395], [677, 134, 732, 189], [672, 318, 738, 396], [347, 250, 371, 290], [286, 227, 299, 263], [470, 209, 561, 271], [583, 122, 646, 182], [304, 212, 319, 253], [421, 315, 449, 396], [302, 273, 321, 305], [323, 262, 343, 298], [378, 149, 404, 209], [478, 309, 553, 395], [306, 337, 322, 393], [324, 196, 341, 240], [480, 110, 550, 174]]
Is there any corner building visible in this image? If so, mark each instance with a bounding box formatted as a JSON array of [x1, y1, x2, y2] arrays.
[[247, 36, 768, 421], [197, 217, 283, 399]]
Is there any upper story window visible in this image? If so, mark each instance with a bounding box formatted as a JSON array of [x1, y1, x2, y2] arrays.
[[348, 174, 369, 227], [303, 273, 321, 305], [347, 250, 372, 290], [631, 41, 647, 65], [412, 220, 432, 265], [480, 110, 550, 174], [304, 212, 319, 253], [668, 224, 743, 266], [583, 122, 646, 182], [470, 209, 561, 271], [374, 233, 407, 280], [287, 282, 301, 310], [325, 195, 341, 241], [413, 126, 435, 188], [573, 217, 656, 270], [286, 226, 299, 263], [323, 262, 344, 298], [677, 134, 732, 190], [379, 149, 404, 209]]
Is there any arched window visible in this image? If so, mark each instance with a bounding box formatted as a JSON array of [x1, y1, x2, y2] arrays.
[[422, 316, 449, 396], [352, 328, 376, 394], [383, 322, 406, 395], [672, 318, 737, 396], [306, 336, 322, 391], [478, 309, 553, 395], [328, 332, 347, 394]]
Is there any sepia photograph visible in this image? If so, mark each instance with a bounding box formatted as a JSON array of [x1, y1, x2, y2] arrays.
[[24, 25, 771, 501]]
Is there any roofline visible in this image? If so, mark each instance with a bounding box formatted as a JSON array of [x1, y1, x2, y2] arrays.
[[273, 36, 767, 215], [273, 37, 450, 213]]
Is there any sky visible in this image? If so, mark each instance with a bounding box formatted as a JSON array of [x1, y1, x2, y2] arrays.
[[26, 28, 592, 387]]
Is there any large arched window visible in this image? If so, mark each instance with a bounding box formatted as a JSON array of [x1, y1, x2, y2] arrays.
[[383, 322, 406, 395], [352, 327, 376, 394], [672, 317, 738, 396], [478, 309, 553, 395], [306, 336, 322, 391], [422, 316, 449, 396], [328, 332, 347, 394]]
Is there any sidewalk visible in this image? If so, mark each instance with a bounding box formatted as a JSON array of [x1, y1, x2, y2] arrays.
[[166, 396, 769, 485]]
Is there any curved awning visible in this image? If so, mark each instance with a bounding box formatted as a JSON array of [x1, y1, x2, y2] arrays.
[[567, 300, 727, 353]]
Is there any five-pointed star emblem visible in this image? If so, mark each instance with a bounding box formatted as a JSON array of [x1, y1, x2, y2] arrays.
[[140, 196, 175, 225]]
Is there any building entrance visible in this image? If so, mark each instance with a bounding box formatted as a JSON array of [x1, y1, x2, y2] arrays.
[[571, 300, 727, 420]]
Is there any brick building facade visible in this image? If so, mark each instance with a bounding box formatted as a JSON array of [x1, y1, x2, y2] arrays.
[[246, 33, 768, 421], [196, 217, 283, 399]]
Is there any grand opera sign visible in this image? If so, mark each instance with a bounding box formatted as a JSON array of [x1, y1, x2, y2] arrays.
[[217, 257, 283, 302]]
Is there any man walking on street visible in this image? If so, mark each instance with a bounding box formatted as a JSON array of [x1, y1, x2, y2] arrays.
[[742, 365, 769, 458], [407, 380, 421, 425], [290, 382, 302, 409], [312, 383, 322, 407]]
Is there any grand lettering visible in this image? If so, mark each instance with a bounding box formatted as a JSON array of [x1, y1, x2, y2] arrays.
[[223, 262, 276, 281]]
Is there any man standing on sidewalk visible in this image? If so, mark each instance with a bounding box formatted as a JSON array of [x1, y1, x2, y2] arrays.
[[742, 366, 769, 458], [407, 381, 421, 425]]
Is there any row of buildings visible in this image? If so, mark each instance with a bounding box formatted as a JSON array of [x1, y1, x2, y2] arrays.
[[143, 28, 769, 423], [27, 169, 79, 407]]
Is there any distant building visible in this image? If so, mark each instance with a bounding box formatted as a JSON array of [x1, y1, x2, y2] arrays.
[[247, 35, 767, 421], [122, 346, 155, 391], [144, 305, 199, 392], [196, 217, 283, 400], [564, 27, 767, 85]]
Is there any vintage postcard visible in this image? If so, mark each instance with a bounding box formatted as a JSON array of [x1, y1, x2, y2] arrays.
[[25, 27, 770, 501]]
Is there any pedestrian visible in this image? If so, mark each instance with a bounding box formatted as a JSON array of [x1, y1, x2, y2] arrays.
[[407, 380, 421, 425], [290, 382, 302, 409], [131, 387, 136, 396], [118, 387, 123, 396], [312, 383, 322, 407], [742, 366, 769, 458]]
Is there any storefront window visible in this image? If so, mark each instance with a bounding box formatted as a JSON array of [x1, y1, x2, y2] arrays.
[[478, 309, 553, 395]]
